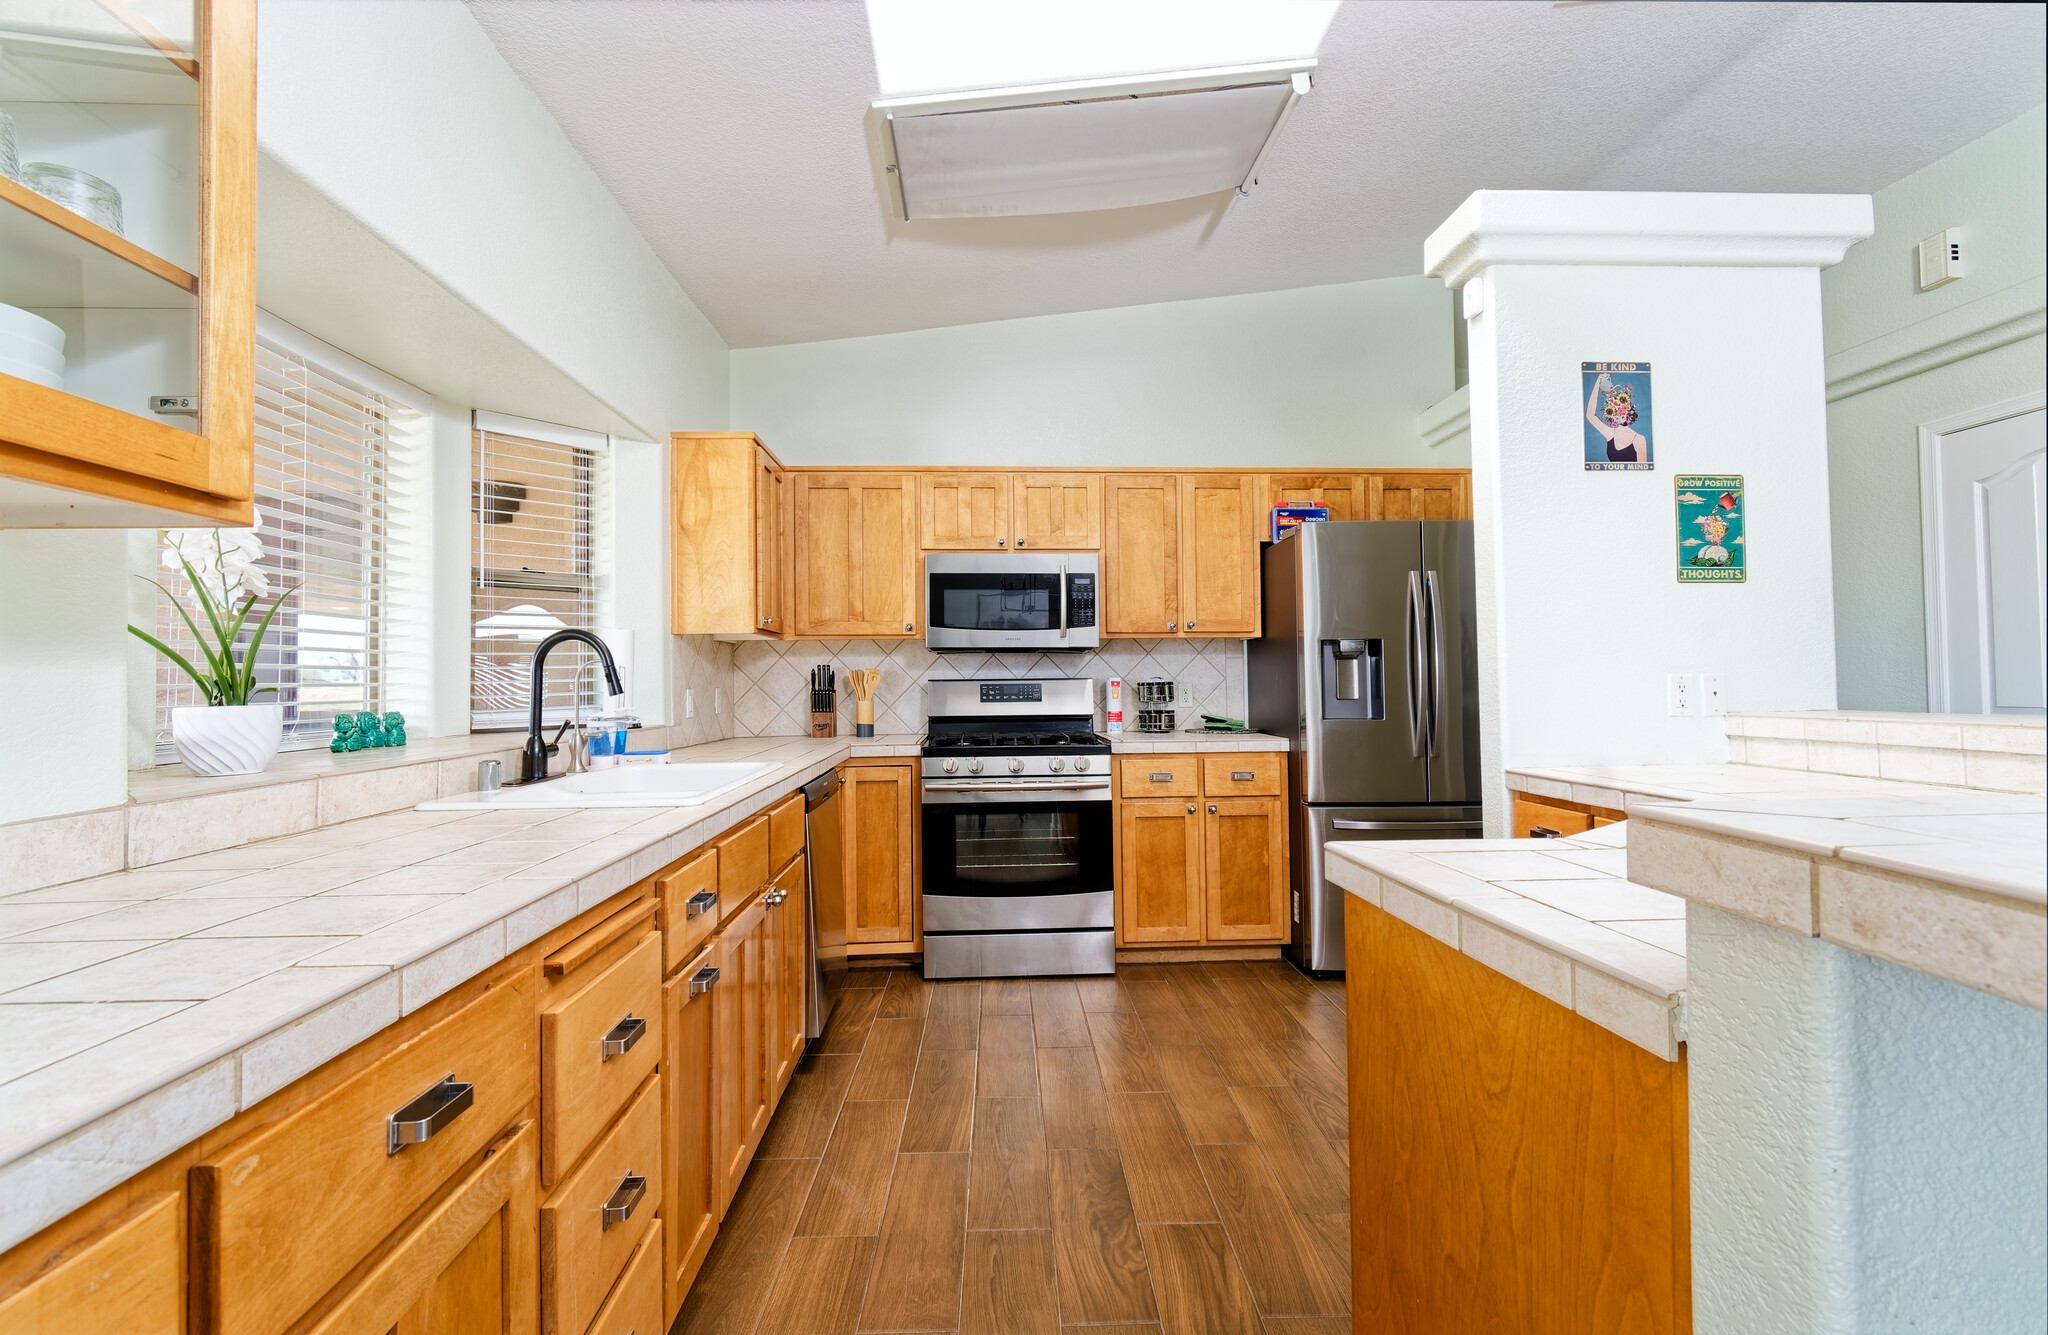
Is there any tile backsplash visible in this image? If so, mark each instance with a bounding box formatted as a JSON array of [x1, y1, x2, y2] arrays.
[[725, 638, 1247, 738]]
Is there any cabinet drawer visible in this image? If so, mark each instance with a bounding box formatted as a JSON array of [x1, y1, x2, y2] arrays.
[[195, 971, 536, 1335], [0, 1194, 180, 1335], [768, 790, 805, 872], [1119, 756, 1197, 797], [656, 848, 720, 976], [1511, 794, 1593, 839], [715, 816, 770, 906], [588, 1219, 663, 1335], [543, 931, 663, 1185], [543, 1074, 663, 1335], [1202, 754, 1284, 797]]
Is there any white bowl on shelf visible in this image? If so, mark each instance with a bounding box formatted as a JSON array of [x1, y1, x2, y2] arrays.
[[0, 303, 65, 389]]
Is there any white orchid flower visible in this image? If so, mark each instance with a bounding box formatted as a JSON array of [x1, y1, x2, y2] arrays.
[[162, 519, 270, 604]]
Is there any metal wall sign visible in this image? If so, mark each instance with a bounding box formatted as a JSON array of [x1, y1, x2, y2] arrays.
[[1584, 362, 1653, 471], [1676, 475, 1745, 582]]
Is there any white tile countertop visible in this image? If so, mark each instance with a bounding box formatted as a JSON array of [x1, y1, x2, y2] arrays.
[[1107, 731, 1288, 753], [0, 734, 875, 1253], [1326, 824, 1689, 1060]]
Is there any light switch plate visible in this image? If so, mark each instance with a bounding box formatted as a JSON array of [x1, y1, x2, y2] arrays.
[[714, 688, 723, 715], [1701, 674, 1727, 716], [685, 689, 695, 719], [1667, 673, 1697, 717]]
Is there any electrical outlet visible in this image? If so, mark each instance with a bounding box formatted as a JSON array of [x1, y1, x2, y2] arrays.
[[685, 689, 695, 719], [714, 688, 723, 715], [1667, 673, 1697, 717], [1701, 673, 1727, 717]]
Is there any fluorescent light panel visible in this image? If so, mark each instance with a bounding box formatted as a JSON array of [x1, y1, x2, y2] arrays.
[[877, 63, 1313, 219]]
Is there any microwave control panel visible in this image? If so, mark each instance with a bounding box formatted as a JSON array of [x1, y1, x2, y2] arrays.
[[1068, 573, 1097, 627]]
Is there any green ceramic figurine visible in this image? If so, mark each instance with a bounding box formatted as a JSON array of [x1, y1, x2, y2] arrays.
[[330, 711, 408, 752]]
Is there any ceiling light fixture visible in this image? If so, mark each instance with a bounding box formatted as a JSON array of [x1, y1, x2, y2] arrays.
[[872, 60, 1314, 221]]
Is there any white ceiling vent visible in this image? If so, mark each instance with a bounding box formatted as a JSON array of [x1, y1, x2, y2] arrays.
[[873, 61, 1314, 220]]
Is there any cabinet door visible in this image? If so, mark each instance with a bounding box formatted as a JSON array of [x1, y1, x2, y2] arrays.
[[755, 448, 785, 634], [1510, 793, 1593, 839], [1102, 475, 1179, 636], [1372, 471, 1472, 521], [843, 765, 915, 944], [1179, 474, 1259, 636], [1013, 473, 1101, 549], [1263, 473, 1371, 524], [663, 949, 719, 1322], [1116, 799, 1202, 944], [920, 473, 1010, 550], [769, 853, 809, 1098], [793, 473, 919, 637], [303, 1121, 538, 1335], [0, 1194, 180, 1335], [1203, 797, 1287, 943], [713, 895, 772, 1211]]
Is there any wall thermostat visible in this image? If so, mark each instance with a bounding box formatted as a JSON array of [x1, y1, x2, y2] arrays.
[[1917, 228, 1964, 291]]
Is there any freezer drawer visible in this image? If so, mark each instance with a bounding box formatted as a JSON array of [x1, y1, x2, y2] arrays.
[[1288, 804, 1484, 974]]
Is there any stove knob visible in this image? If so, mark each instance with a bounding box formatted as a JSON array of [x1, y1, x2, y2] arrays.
[[1074, 757, 1091, 772], [942, 758, 958, 774], [968, 758, 983, 775], [1048, 757, 1065, 772], [1008, 758, 1024, 774]]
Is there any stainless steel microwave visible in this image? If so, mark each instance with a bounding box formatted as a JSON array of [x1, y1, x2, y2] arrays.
[[924, 553, 1100, 651]]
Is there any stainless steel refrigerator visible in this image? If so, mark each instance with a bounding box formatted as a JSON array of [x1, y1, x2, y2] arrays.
[[1249, 521, 1483, 973]]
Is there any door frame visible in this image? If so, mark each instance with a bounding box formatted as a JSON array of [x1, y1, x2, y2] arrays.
[[1917, 388, 2046, 712]]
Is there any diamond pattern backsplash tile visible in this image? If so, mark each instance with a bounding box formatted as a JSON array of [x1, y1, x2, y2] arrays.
[[722, 639, 1247, 737]]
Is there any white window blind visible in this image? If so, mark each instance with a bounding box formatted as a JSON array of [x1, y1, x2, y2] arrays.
[[155, 339, 416, 757], [471, 427, 612, 730]]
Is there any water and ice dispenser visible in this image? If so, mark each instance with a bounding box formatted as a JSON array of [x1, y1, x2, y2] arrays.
[[1320, 638, 1383, 720]]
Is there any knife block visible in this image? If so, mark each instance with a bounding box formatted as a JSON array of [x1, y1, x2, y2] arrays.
[[811, 710, 837, 737]]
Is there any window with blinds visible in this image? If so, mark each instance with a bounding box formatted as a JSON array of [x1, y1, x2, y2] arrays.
[[470, 427, 610, 730], [154, 339, 404, 758]]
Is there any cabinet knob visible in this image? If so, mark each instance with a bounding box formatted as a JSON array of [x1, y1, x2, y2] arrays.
[[1209, 804, 1218, 813], [1167, 622, 1177, 632], [1187, 804, 1196, 814], [1016, 538, 1027, 547], [997, 538, 1006, 547], [1186, 621, 1195, 630], [905, 623, 914, 633], [762, 616, 773, 625]]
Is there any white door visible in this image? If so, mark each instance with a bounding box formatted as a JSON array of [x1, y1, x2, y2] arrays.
[[1923, 402, 2046, 714]]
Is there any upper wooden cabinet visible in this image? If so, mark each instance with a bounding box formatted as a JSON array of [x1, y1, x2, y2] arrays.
[[1373, 470, 1473, 521], [672, 433, 787, 637], [1263, 473, 1372, 523], [1103, 474, 1179, 635], [919, 472, 1103, 551], [1179, 474, 1260, 636], [1014, 473, 1101, 549], [793, 472, 919, 637], [0, 0, 257, 527]]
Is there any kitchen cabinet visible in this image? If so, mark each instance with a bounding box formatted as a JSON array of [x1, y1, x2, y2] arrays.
[[1508, 789, 1624, 839], [712, 889, 772, 1208], [1114, 755, 1289, 947], [1014, 472, 1101, 549], [672, 433, 787, 637], [0, 1193, 180, 1334], [919, 472, 1010, 549], [841, 761, 917, 945], [1178, 474, 1260, 635], [1262, 473, 1372, 523], [793, 472, 920, 637], [766, 852, 809, 1098], [1103, 474, 1180, 635], [663, 945, 719, 1317], [541, 1077, 661, 1335], [1375, 469, 1473, 521], [0, 0, 257, 528]]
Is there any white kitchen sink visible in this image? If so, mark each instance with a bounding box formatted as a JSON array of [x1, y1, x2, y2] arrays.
[[418, 761, 781, 810]]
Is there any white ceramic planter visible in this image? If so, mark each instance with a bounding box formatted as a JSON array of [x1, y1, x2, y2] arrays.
[[172, 704, 284, 776]]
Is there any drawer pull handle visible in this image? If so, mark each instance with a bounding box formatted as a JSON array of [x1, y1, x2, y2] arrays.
[[1150, 772, 1175, 782], [690, 964, 720, 997], [1529, 826, 1563, 839], [686, 888, 718, 917], [603, 1173, 647, 1229], [387, 1074, 473, 1155], [1231, 770, 1255, 781], [601, 1015, 647, 1061]]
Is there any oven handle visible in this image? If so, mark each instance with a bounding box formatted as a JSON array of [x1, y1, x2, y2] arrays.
[[924, 781, 1112, 794]]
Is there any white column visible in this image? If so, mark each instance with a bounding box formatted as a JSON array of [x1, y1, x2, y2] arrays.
[[1423, 192, 1873, 832]]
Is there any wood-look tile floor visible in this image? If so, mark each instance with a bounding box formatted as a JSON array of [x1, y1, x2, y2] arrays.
[[674, 961, 1352, 1335]]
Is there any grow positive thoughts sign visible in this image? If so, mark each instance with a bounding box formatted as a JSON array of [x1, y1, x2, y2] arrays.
[[1675, 475, 1745, 582]]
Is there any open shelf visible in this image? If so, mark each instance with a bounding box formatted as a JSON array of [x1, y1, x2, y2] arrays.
[[0, 173, 196, 299]]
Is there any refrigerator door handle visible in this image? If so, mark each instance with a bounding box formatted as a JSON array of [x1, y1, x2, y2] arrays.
[[1423, 569, 1445, 758], [1331, 819, 1485, 830], [1405, 571, 1426, 757]]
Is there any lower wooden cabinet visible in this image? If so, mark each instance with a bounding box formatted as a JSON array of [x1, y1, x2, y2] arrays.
[[662, 946, 720, 1317], [1509, 789, 1625, 839], [766, 853, 809, 1099], [843, 761, 916, 945], [307, 1120, 539, 1335], [712, 890, 773, 1210], [541, 1077, 661, 1335], [0, 1193, 181, 1335], [1114, 756, 1288, 947], [587, 1220, 663, 1335]]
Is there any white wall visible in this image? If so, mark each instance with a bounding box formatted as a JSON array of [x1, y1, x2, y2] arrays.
[[731, 277, 1456, 466], [0, 532, 130, 822], [1472, 263, 1839, 791], [1821, 106, 2047, 709]]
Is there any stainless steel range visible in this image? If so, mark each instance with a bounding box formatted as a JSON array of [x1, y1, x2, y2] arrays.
[[920, 678, 1115, 979]]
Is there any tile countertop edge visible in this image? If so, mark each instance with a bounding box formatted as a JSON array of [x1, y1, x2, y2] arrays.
[[0, 742, 850, 1253], [1325, 840, 1685, 1063]]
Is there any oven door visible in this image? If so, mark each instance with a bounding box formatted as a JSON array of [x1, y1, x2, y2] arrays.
[[921, 792, 1113, 932], [924, 555, 1098, 650]]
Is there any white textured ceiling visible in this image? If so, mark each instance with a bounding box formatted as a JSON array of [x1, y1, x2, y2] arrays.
[[464, 1, 2045, 348]]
